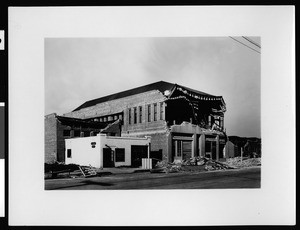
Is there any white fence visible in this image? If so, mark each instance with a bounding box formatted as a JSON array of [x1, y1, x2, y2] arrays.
[[141, 158, 152, 169]]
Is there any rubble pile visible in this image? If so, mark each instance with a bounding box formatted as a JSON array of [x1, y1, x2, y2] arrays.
[[203, 160, 234, 171], [152, 160, 182, 173], [152, 157, 234, 173], [226, 157, 261, 168]]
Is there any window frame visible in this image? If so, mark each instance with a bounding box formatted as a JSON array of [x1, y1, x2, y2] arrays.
[[67, 149, 72, 158], [153, 103, 157, 121], [128, 108, 132, 125], [147, 104, 151, 122], [139, 106, 142, 123], [160, 102, 164, 120], [115, 148, 125, 162], [134, 107, 137, 124]]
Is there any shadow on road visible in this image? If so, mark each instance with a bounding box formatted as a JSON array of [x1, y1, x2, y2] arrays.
[[46, 179, 114, 190]]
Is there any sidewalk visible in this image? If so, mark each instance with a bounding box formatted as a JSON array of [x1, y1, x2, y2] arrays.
[[97, 167, 150, 175]]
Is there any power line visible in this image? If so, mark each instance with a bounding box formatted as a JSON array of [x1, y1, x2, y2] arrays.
[[229, 36, 261, 54], [242, 36, 261, 49]]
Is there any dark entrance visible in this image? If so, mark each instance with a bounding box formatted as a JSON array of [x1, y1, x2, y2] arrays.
[[131, 145, 148, 167], [211, 142, 217, 160], [182, 141, 192, 160], [103, 148, 114, 167], [150, 149, 163, 160]]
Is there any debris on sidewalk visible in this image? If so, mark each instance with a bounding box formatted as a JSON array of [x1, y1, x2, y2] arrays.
[[151, 157, 237, 173], [226, 157, 261, 168], [78, 165, 98, 177]]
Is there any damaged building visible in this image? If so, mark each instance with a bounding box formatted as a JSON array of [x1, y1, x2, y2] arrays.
[[45, 80, 227, 167]]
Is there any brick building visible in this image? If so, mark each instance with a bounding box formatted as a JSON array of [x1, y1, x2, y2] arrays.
[[45, 81, 227, 166]]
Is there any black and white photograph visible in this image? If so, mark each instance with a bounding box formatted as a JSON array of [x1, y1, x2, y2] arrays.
[[44, 37, 261, 190], [8, 6, 295, 226]]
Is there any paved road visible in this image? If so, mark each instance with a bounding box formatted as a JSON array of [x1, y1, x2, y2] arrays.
[[45, 167, 260, 190]]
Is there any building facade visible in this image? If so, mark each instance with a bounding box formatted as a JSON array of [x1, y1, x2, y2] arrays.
[[65, 134, 151, 168], [45, 81, 227, 166]]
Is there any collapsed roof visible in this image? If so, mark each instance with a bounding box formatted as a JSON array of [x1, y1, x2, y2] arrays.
[[73, 80, 225, 112]]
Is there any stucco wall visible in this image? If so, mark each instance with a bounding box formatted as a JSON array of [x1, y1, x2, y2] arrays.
[[65, 136, 101, 168], [65, 134, 151, 168]]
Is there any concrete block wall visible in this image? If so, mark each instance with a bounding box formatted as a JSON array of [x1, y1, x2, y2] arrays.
[[45, 113, 57, 163]]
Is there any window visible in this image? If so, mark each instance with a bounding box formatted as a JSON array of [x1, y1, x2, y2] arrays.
[[139, 106, 142, 123], [128, 108, 132, 124], [63, 130, 71, 137], [99, 117, 103, 122], [147, 104, 151, 122], [67, 149, 72, 158], [103, 117, 107, 122], [160, 102, 164, 120], [154, 103, 157, 121], [114, 115, 118, 120], [134, 107, 137, 124], [115, 148, 125, 162], [74, 130, 80, 137]]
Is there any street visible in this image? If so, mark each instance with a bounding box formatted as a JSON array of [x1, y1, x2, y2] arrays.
[[45, 167, 260, 190]]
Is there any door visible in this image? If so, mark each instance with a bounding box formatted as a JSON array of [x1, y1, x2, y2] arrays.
[[131, 145, 148, 167], [103, 148, 114, 167]]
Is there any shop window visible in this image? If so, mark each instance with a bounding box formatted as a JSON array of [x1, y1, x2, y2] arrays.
[[67, 149, 72, 158], [176, 141, 182, 157], [63, 130, 71, 137], [115, 148, 125, 162], [154, 103, 157, 121]]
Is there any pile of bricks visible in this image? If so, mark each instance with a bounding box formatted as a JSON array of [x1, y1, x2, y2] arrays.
[[226, 157, 261, 168], [152, 160, 182, 173], [152, 157, 235, 173]]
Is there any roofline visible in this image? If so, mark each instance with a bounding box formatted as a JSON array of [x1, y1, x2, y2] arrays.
[[72, 80, 225, 112]]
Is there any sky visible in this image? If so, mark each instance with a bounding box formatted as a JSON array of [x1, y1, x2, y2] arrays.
[[45, 37, 261, 138]]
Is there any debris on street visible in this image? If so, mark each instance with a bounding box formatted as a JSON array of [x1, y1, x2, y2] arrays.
[[78, 165, 98, 177], [151, 156, 261, 173], [226, 157, 261, 168]]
